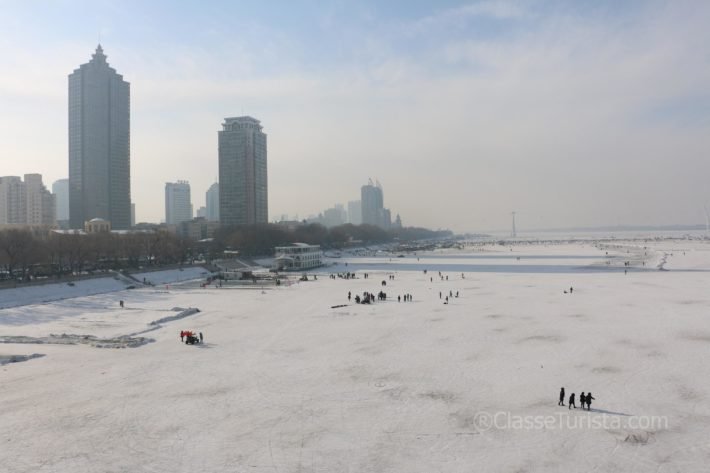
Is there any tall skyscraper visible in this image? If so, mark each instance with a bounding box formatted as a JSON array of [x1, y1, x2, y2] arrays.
[[52, 179, 69, 222], [361, 179, 391, 229], [361, 179, 384, 226], [206, 182, 219, 221], [218, 117, 268, 226], [68, 45, 131, 229], [165, 181, 193, 225]]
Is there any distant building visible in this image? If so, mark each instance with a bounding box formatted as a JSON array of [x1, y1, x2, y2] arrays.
[[0, 176, 24, 224], [52, 179, 69, 222], [361, 179, 391, 229], [347, 200, 361, 225], [196, 206, 207, 218], [394, 213, 402, 228], [84, 217, 111, 233], [206, 182, 219, 221], [0, 174, 55, 226], [177, 217, 220, 241], [68, 45, 131, 229], [218, 116, 267, 226], [321, 204, 346, 228], [273, 243, 323, 271], [165, 181, 192, 225]]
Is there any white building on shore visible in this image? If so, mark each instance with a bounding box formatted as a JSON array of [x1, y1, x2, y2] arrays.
[[273, 243, 323, 271]]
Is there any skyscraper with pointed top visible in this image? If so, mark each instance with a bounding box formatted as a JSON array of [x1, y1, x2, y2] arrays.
[[68, 45, 131, 229]]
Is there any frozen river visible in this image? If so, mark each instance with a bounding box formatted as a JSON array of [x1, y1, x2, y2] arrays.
[[1, 240, 710, 472]]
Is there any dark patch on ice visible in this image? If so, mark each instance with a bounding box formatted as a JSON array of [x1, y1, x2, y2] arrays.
[[485, 314, 504, 319], [622, 431, 655, 445], [428, 317, 444, 322], [646, 350, 665, 358], [449, 409, 477, 429], [518, 334, 565, 343], [419, 390, 456, 403], [681, 332, 710, 343], [380, 386, 406, 400], [566, 313, 587, 319], [677, 386, 702, 401], [149, 307, 200, 325], [331, 311, 354, 317], [0, 333, 153, 349], [678, 300, 706, 305], [0, 353, 45, 365], [592, 366, 622, 374]]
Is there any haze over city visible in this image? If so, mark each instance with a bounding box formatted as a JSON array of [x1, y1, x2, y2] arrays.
[[1, 0, 709, 232]]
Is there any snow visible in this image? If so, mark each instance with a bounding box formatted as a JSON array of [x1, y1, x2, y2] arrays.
[[0, 276, 128, 310], [131, 266, 212, 285], [0, 266, 211, 310], [1, 240, 710, 472]]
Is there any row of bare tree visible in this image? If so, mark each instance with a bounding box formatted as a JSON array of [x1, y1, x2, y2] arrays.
[[0, 223, 453, 280], [0, 228, 192, 280]]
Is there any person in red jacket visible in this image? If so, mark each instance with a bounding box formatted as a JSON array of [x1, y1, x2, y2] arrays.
[[180, 330, 185, 342]]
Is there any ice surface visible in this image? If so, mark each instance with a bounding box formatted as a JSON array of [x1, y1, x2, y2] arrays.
[[1, 241, 710, 472]]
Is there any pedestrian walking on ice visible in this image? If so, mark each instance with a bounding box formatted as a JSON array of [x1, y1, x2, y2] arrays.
[[580, 392, 586, 410], [180, 331, 185, 342], [569, 393, 576, 409], [199, 332, 203, 344], [586, 392, 595, 410], [559, 387, 565, 406]]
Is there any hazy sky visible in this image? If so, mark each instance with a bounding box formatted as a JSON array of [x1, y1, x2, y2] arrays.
[[1, 0, 709, 232]]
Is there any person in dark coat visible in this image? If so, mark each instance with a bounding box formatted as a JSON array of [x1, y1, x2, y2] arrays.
[[586, 392, 595, 410], [568, 393, 576, 409], [199, 332, 203, 343], [580, 392, 586, 409], [558, 387, 565, 406]]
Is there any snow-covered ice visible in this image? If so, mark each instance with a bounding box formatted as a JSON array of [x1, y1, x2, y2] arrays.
[[1, 240, 710, 472]]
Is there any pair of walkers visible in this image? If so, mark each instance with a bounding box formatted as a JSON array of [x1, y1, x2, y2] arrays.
[[558, 387, 595, 411]]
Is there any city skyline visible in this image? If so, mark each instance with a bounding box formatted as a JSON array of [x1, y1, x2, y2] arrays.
[[1, 1, 709, 232]]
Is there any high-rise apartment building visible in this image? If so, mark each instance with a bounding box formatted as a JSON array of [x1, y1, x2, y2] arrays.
[[0, 176, 25, 225], [52, 179, 69, 222], [218, 117, 267, 226], [206, 182, 219, 222], [347, 200, 362, 225], [165, 181, 193, 225], [0, 174, 55, 226], [68, 45, 131, 229], [361, 179, 391, 229]]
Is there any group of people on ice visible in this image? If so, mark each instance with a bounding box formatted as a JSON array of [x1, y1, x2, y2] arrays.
[[180, 330, 203, 345], [559, 387, 595, 410]]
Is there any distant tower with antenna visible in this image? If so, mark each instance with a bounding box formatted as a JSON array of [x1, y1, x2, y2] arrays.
[[511, 211, 517, 238]]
